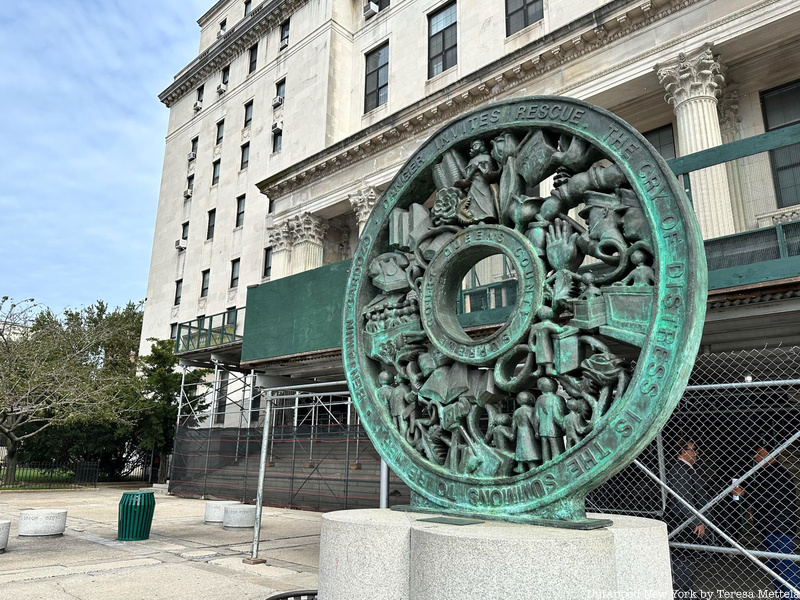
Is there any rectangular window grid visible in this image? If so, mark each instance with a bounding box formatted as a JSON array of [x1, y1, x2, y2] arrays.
[[263, 248, 272, 278], [207, 209, 216, 240], [212, 160, 220, 185], [230, 259, 240, 288], [240, 143, 250, 170], [763, 80, 800, 208], [244, 101, 253, 128], [643, 124, 676, 161], [280, 21, 290, 47], [505, 0, 542, 36], [201, 270, 210, 297], [365, 43, 389, 113], [248, 43, 258, 73], [428, 3, 457, 78], [244, 0, 252, 16], [174, 280, 183, 306], [181, 221, 189, 240], [216, 120, 225, 145], [221, 65, 230, 85], [273, 131, 282, 153], [197, 85, 204, 102], [236, 195, 246, 227], [170, 323, 178, 340], [276, 79, 286, 99], [190, 137, 198, 155]]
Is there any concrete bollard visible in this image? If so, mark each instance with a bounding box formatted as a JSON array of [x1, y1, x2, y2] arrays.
[[204, 501, 242, 523], [18, 509, 68, 536], [0, 520, 10, 552], [222, 504, 256, 528]]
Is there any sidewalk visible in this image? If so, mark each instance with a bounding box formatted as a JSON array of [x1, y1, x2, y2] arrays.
[[0, 485, 321, 600]]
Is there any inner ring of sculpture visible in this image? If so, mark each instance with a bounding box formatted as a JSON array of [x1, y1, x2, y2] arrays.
[[420, 225, 544, 366]]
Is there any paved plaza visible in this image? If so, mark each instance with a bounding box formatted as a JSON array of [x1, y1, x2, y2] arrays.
[[0, 485, 321, 599]]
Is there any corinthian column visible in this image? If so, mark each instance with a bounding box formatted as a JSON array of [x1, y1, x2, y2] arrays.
[[288, 212, 329, 274], [718, 87, 749, 232], [657, 44, 735, 239], [348, 186, 379, 234], [265, 222, 294, 280]]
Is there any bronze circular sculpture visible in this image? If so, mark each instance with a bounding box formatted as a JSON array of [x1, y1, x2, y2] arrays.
[[343, 96, 707, 527]]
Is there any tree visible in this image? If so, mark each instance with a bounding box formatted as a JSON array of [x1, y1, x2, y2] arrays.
[[0, 297, 142, 486], [138, 338, 207, 484]]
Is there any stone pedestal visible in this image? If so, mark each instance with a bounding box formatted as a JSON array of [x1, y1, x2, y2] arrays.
[[222, 504, 256, 528], [0, 520, 10, 551], [18, 509, 67, 536], [204, 501, 241, 523], [318, 509, 673, 600]]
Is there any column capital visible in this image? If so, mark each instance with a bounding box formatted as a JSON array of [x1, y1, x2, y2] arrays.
[[656, 43, 725, 108], [288, 212, 329, 245], [266, 222, 293, 251], [348, 186, 379, 228]]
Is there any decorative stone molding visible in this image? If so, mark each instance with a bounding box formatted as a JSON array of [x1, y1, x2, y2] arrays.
[[265, 222, 294, 251], [756, 206, 800, 227], [288, 212, 329, 246], [718, 87, 741, 135], [259, 0, 707, 200], [657, 43, 725, 108], [348, 187, 379, 229]]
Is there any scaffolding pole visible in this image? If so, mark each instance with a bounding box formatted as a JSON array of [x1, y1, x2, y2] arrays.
[[244, 390, 273, 565]]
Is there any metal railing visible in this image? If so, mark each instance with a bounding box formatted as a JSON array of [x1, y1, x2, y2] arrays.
[[0, 461, 99, 489], [175, 307, 245, 354]]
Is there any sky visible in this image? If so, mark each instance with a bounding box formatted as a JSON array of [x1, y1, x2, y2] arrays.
[[0, 0, 211, 313]]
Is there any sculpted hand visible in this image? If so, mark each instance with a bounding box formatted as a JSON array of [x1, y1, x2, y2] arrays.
[[546, 218, 583, 272]]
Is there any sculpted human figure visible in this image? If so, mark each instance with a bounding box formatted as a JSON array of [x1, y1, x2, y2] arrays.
[[563, 396, 592, 448], [484, 412, 514, 452], [512, 391, 541, 473], [616, 249, 656, 287], [534, 377, 567, 463], [529, 306, 566, 377]]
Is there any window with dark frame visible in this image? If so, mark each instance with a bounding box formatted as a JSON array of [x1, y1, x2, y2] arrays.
[[190, 137, 198, 155], [272, 131, 282, 153], [170, 323, 178, 340], [221, 65, 230, 85], [230, 259, 240, 288], [212, 160, 221, 185], [244, 0, 252, 16], [181, 221, 189, 240], [268, 199, 275, 214], [643, 124, 676, 160], [762, 79, 800, 208], [174, 280, 183, 305], [280, 20, 290, 48], [240, 143, 250, 170], [187, 175, 194, 190], [505, 0, 542, 37], [244, 100, 253, 128], [216, 120, 225, 145], [200, 270, 210, 297], [207, 209, 216, 240], [225, 306, 237, 325], [219, 19, 227, 32], [365, 43, 389, 113], [235, 195, 246, 227], [276, 79, 286, 99], [248, 43, 258, 73], [377, 0, 390, 10], [263, 248, 273, 278], [428, 3, 457, 78], [197, 85, 204, 102]]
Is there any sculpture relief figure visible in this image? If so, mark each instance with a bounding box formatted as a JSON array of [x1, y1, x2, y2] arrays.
[[534, 377, 567, 463], [616, 249, 656, 287], [458, 139, 500, 222], [484, 412, 514, 452], [563, 396, 592, 448], [529, 306, 567, 377], [512, 391, 541, 473]]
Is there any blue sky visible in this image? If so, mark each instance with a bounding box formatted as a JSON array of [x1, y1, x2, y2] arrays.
[[0, 0, 210, 312]]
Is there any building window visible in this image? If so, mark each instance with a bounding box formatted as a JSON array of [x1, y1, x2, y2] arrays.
[[763, 80, 800, 208], [215, 371, 229, 424], [212, 159, 221, 185], [248, 43, 258, 73], [216, 120, 225, 145], [207, 209, 216, 240], [428, 3, 457, 78], [219, 19, 227, 33], [377, 0, 390, 9], [244, 0, 252, 16], [280, 20, 290, 49], [268, 199, 275, 214], [240, 143, 250, 170], [263, 248, 272, 278], [276, 79, 286, 100], [272, 131, 282, 153], [190, 137, 198, 155], [643, 124, 676, 160], [230, 259, 241, 288], [187, 175, 195, 191], [169, 323, 178, 340], [221, 65, 230, 85], [197, 85, 204, 102], [244, 100, 253, 128], [174, 280, 183, 306], [225, 306, 237, 325], [505, 0, 542, 37], [365, 43, 389, 113], [201, 270, 210, 297], [236, 195, 246, 227], [181, 221, 189, 240]]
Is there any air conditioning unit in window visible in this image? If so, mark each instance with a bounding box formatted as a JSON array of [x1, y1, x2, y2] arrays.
[[175, 239, 187, 251], [193, 100, 203, 112], [271, 96, 284, 108], [363, 2, 379, 18], [217, 83, 227, 94], [183, 188, 193, 199], [187, 151, 197, 161], [280, 38, 289, 50], [272, 120, 283, 133]]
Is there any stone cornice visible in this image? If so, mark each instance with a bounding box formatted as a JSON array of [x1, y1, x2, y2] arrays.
[[257, 0, 703, 200], [159, 0, 309, 107]]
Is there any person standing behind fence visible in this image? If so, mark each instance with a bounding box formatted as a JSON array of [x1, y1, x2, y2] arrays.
[[666, 439, 708, 594], [733, 447, 800, 598]]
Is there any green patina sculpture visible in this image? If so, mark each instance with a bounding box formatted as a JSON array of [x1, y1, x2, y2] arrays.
[[342, 96, 707, 528]]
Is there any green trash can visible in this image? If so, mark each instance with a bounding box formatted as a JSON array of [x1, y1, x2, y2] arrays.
[[118, 491, 156, 541]]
